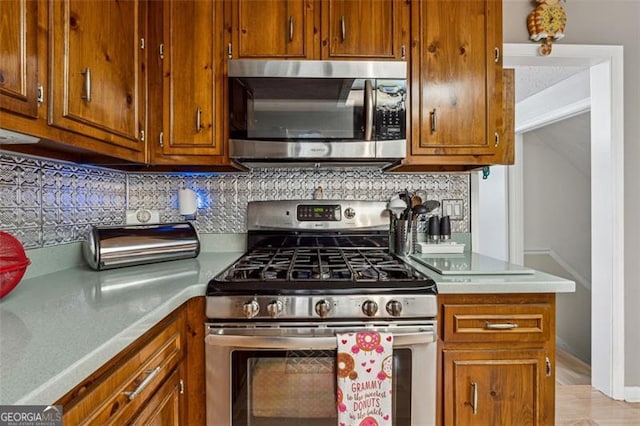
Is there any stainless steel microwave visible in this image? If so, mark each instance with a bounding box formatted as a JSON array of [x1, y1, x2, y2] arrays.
[[228, 60, 407, 168]]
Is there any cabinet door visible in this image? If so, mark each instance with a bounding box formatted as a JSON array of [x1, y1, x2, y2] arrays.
[[443, 349, 553, 426], [158, 0, 224, 159], [0, 0, 38, 118], [49, 0, 145, 156], [130, 368, 184, 426], [321, 0, 408, 60], [410, 0, 502, 160], [232, 0, 317, 59]]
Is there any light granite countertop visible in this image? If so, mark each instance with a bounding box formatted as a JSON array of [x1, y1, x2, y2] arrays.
[[0, 245, 574, 406]]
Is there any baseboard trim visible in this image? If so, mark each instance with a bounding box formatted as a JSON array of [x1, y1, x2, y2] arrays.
[[625, 386, 640, 402]]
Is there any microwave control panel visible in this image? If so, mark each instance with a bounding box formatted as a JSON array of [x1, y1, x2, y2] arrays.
[[376, 80, 406, 140]]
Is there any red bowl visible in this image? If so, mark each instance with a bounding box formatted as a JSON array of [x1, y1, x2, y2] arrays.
[[0, 231, 31, 299]]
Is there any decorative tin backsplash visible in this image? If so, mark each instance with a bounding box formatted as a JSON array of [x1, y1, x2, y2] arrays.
[[1, 152, 470, 249]]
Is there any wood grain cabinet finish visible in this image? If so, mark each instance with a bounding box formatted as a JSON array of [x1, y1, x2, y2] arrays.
[[231, 0, 317, 59], [148, 0, 228, 165], [320, 0, 409, 60], [404, 0, 505, 168], [49, 0, 146, 160], [0, 0, 39, 118], [53, 297, 213, 426], [438, 294, 556, 426]]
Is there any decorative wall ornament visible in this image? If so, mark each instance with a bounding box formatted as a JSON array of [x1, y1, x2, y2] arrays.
[[527, 0, 567, 56]]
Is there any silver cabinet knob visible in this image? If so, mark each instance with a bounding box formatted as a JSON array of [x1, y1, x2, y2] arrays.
[[344, 207, 356, 219], [315, 300, 331, 318], [362, 300, 378, 317], [242, 300, 260, 319], [266, 300, 283, 318], [386, 300, 403, 316]]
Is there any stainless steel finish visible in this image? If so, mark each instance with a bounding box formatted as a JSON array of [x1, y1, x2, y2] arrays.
[[81, 67, 91, 102], [227, 42, 232, 58], [314, 300, 332, 318], [159, 43, 164, 59], [179, 379, 184, 395], [83, 222, 200, 270], [494, 47, 501, 63], [362, 300, 378, 317], [401, 44, 406, 59], [471, 381, 478, 415], [228, 60, 407, 79], [206, 294, 437, 320], [266, 300, 283, 318], [206, 323, 435, 348], [0, 128, 40, 144], [344, 207, 355, 219], [340, 16, 346, 41], [495, 131, 500, 147], [229, 138, 406, 161], [289, 16, 294, 42], [205, 321, 437, 426], [159, 131, 164, 147], [140, 37, 145, 49], [196, 107, 202, 133], [485, 322, 518, 330], [430, 108, 437, 133], [364, 79, 374, 141], [242, 300, 260, 319], [246, 200, 390, 231], [124, 366, 161, 401], [386, 300, 403, 316]]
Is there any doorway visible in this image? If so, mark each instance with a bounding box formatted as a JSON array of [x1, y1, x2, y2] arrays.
[[472, 43, 625, 399]]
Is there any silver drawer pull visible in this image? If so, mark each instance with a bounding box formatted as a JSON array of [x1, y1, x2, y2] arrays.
[[485, 322, 518, 330], [471, 381, 478, 414], [81, 67, 91, 102], [123, 366, 161, 401]]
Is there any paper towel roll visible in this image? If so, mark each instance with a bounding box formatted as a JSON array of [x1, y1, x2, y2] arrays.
[[178, 188, 197, 216]]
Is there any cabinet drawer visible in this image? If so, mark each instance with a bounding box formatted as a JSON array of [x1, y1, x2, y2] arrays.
[[63, 316, 184, 425], [442, 303, 551, 343]]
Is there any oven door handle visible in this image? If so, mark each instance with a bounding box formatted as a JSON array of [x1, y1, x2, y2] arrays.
[[205, 329, 436, 350]]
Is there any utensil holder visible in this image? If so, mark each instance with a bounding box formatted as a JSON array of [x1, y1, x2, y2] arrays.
[[391, 218, 417, 256]]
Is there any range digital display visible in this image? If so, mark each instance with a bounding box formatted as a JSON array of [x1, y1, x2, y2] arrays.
[[297, 205, 341, 221]]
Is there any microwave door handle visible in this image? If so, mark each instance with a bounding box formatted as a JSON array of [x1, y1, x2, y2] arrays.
[[205, 329, 435, 350], [364, 79, 374, 141]]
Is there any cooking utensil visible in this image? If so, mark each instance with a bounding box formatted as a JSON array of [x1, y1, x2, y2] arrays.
[[387, 198, 408, 219], [411, 195, 423, 208], [423, 200, 441, 214], [412, 204, 428, 218]]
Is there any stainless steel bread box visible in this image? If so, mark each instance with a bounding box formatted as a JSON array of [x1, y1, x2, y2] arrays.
[[83, 222, 200, 270]]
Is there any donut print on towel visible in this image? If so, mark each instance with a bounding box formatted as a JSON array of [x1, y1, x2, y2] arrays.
[[337, 331, 393, 426]]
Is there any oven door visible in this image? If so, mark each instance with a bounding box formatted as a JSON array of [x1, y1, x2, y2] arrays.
[[205, 323, 436, 426]]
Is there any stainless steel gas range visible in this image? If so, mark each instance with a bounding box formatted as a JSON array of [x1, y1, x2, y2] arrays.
[[205, 200, 438, 426]]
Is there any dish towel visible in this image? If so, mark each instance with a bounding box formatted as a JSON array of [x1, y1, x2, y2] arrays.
[[336, 331, 393, 426]]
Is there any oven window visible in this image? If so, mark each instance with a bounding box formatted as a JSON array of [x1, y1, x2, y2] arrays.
[[231, 349, 411, 426]]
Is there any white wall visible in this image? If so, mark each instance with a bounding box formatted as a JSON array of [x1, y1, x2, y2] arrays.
[[504, 0, 640, 387], [475, 166, 509, 261], [523, 114, 592, 363]]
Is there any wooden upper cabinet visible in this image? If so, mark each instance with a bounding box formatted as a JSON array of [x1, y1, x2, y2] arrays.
[[321, 0, 408, 60], [49, 0, 146, 159], [157, 0, 225, 160], [0, 0, 39, 118], [232, 0, 317, 59], [409, 0, 503, 163]]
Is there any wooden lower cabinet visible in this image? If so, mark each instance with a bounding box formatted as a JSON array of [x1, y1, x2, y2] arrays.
[[438, 294, 555, 426], [56, 297, 205, 425]]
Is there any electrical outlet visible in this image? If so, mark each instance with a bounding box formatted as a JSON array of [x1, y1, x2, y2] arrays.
[[441, 199, 464, 220], [126, 209, 160, 225]]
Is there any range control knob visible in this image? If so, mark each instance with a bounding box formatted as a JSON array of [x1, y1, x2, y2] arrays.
[[344, 208, 356, 219], [315, 300, 332, 318], [362, 300, 379, 317], [242, 300, 260, 319], [386, 300, 403, 317], [266, 300, 284, 318]]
